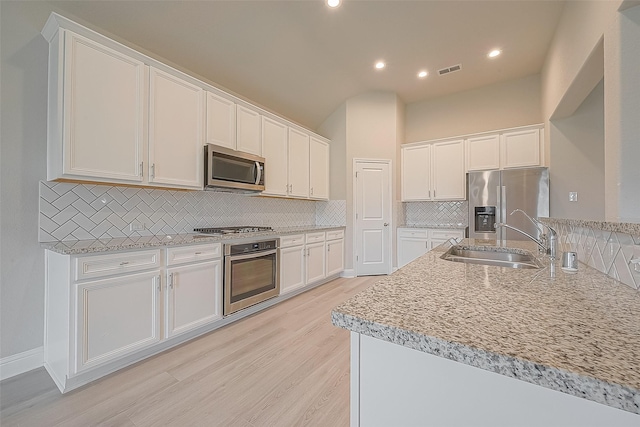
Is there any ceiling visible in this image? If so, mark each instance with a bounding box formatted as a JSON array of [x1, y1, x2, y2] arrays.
[[46, 0, 565, 130]]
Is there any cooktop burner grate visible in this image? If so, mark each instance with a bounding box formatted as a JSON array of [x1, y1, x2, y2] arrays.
[[194, 226, 274, 235]]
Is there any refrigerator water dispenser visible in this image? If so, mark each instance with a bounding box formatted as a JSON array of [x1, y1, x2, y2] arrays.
[[475, 206, 496, 233]]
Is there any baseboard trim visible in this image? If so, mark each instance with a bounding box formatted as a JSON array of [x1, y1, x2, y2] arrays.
[[341, 269, 356, 278], [0, 347, 44, 381]]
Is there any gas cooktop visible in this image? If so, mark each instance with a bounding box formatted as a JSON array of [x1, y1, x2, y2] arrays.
[[193, 226, 274, 235]]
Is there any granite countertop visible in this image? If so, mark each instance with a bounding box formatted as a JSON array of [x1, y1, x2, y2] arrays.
[[398, 223, 467, 230], [41, 225, 345, 255], [332, 239, 640, 415]]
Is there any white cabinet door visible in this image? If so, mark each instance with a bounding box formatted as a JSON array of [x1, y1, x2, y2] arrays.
[[501, 128, 541, 169], [165, 260, 221, 338], [402, 145, 431, 201], [309, 137, 329, 200], [305, 241, 326, 284], [149, 67, 204, 189], [76, 271, 161, 372], [288, 128, 310, 198], [398, 238, 429, 268], [206, 92, 236, 149], [62, 31, 146, 182], [280, 245, 306, 294], [467, 134, 500, 171], [261, 117, 289, 196], [433, 139, 465, 200], [326, 238, 344, 277], [236, 105, 261, 155]]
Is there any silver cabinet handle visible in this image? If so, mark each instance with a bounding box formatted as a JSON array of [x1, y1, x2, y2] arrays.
[[151, 163, 156, 179], [168, 272, 174, 289], [194, 252, 202, 255], [157, 275, 161, 292], [139, 162, 143, 177], [310, 187, 314, 196], [120, 261, 129, 266]]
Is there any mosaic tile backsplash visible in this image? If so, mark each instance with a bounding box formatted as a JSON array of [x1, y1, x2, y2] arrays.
[[545, 218, 640, 290], [39, 181, 346, 242], [403, 201, 468, 226]]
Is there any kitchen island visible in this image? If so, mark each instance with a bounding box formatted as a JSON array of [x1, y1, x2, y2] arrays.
[[332, 239, 640, 426]]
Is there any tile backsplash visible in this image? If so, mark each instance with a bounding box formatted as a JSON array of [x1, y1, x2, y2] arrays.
[[403, 201, 468, 226], [39, 181, 346, 242], [544, 218, 640, 290]]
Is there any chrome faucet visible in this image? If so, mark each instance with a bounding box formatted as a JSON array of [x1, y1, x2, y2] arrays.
[[494, 209, 557, 260]]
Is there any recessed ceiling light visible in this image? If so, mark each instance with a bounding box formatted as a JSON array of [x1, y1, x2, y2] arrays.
[[327, 0, 340, 8], [488, 49, 502, 58], [418, 70, 428, 78], [375, 61, 386, 70]]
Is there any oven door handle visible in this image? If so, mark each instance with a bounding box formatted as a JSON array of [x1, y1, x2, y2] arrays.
[[227, 248, 277, 261]]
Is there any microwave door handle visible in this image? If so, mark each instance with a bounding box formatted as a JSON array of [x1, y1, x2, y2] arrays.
[[255, 161, 262, 185]]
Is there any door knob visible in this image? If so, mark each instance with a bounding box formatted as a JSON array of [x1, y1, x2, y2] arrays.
[[384, 223, 389, 227]]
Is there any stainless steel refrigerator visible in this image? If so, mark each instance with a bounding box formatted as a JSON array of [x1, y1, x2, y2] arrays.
[[467, 167, 549, 242]]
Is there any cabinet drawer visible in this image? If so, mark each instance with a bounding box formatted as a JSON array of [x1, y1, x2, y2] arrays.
[[280, 234, 305, 248], [166, 243, 221, 266], [325, 229, 344, 241], [398, 229, 429, 239], [305, 232, 326, 244], [430, 229, 464, 240], [75, 250, 161, 281]]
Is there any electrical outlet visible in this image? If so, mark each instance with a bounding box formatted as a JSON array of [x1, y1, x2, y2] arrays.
[[569, 192, 578, 202], [129, 221, 145, 231]]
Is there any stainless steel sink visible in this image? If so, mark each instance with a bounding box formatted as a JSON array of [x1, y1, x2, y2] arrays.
[[440, 246, 544, 269]]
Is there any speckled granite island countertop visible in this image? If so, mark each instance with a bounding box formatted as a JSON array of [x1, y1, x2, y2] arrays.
[[41, 225, 345, 255], [332, 239, 640, 415]]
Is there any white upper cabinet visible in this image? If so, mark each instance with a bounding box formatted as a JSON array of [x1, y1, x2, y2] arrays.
[[501, 128, 541, 169], [309, 137, 329, 200], [466, 134, 501, 171], [56, 31, 146, 183], [402, 145, 431, 201], [205, 92, 236, 150], [401, 140, 465, 201], [261, 116, 289, 197], [148, 67, 204, 189], [236, 105, 262, 156], [288, 128, 310, 198], [432, 139, 465, 200]]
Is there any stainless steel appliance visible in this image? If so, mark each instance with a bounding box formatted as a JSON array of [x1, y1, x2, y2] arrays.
[[204, 144, 265, 192], [467, 167, 549, 242], [194, 226, 273, 235], [223, 239, 279, 315]]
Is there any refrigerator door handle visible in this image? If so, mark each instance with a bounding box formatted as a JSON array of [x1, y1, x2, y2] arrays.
[[496, 185, 502, 240], [501, 185, 507, 243]]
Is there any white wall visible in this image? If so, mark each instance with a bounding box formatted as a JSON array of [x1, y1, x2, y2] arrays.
[[1, 1, 51, 360], [549, 80, 605, 220], [318, 103, 347, 201], [405, 74, 542, 143]]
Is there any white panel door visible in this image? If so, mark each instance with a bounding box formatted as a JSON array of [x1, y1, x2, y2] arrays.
[[236, 105, 261, 155], [280, 245, 305, 294], [261, 117, 289, 196], [149, 67, 204, 189], [287, 128, 310, 198], [402, 145, 431, 201], [355, 161, 391, 276], [63, 31, 146, 182], [165, 260, 222, 338], [76, 271, 161, 372], [309, 137, 329, 200], [433, 139, 465, 200], [206, 92, 236, 149]]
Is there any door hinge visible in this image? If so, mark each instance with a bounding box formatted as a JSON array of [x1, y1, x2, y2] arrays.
[[356, 255, 359, 261], [356, 213, 358, 219]]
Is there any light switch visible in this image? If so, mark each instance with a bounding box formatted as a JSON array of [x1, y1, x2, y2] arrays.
[[569, 192, 578, 202]]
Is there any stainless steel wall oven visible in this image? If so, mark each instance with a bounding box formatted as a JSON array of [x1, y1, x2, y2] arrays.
[[223, 239, 279, 315]]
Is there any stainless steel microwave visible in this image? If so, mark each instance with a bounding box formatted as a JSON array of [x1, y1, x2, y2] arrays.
[[204, 144, 265, 192]]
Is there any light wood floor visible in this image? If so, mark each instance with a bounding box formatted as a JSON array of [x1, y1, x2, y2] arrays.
[[0, 277, 378, 427]]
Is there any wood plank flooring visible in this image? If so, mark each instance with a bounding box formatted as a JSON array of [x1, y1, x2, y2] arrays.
[[0, 276, 377, 427]]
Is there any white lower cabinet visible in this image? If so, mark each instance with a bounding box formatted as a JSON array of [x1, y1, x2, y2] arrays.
[[279, 234, 306, 295], [76, 271, 162, 372], [325, 230, 345, 277], [305, 232, 326, 284], [397, 228, 465, 268], [165, 260, 222, 338], [44, 243, 222, 393]]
